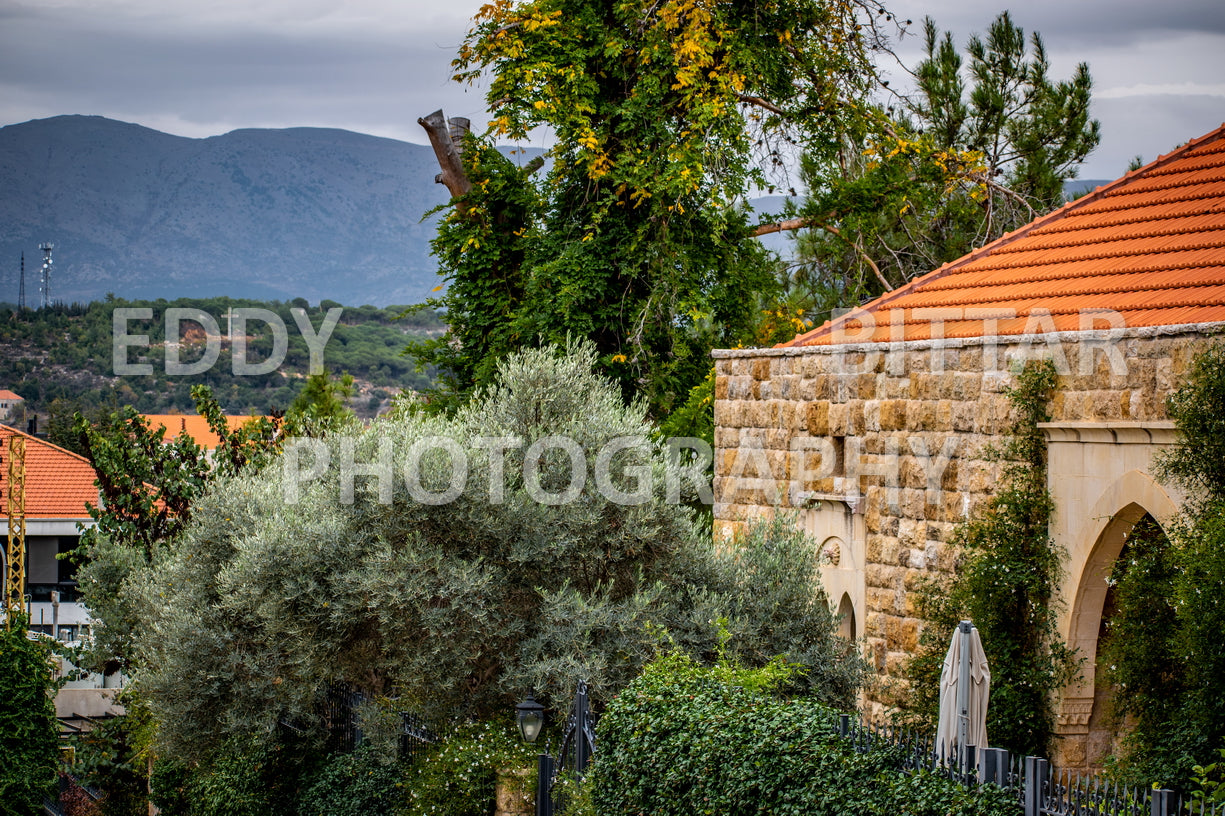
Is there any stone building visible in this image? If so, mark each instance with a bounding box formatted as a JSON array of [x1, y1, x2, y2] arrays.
[[712, 124, 1225, 770]]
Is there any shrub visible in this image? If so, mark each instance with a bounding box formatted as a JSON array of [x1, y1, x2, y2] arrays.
[[182, 735, 317, 816], [402, 719, 537, 816], [593, 651, 1019, 816], [297, 744, 405, 816]]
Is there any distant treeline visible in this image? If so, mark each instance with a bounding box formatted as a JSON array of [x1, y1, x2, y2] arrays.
[[0, 295, 444, 420]]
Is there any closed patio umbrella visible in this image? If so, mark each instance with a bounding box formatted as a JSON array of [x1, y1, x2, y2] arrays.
[[935, 620, 991, 767]]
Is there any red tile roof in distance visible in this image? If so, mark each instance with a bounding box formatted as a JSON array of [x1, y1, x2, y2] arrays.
[[781, 123, 1225, 348], [1, 425, 97, 520], [141, 414, 263, 450], [0, 390, 23, 401]]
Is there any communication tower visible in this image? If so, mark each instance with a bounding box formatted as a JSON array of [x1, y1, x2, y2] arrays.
[[18, 253, 25, 310], [39, 242, 53, 309]]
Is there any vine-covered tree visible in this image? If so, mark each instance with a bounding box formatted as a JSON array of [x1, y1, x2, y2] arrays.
[[791, 11, 1100, 310], [414, 0, 903, 415]]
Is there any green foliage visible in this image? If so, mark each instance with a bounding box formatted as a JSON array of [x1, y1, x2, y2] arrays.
[[69, 702, 151, 816], [283, 371, 358, 436], [147, 760, 191, 816], [1159, 343, 1225, 503], [298, 744, 406, 816], [410, 145, 543, 412], [180, 736, 316, 816], [904, 359, 1076, 758], [1097, 515, 1183, 782], [1192, 747, 1225, 803], [417, 0, 902, 420], [657, 367, 715, 450], [0, 619, 62, 816], [702, 514, 864, 705], [131, 340, 861, 765], [75, 408, 210, 560], [592, 650, 1019, 816], [403, 719, 536, 816], [0, 297, 440, 420], [793, 11, 1100, 310]]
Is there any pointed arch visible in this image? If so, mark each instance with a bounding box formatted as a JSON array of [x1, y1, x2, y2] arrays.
[[836, 592, 856, 641]]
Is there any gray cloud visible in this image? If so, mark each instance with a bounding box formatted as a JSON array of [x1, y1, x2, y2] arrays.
[[0, 0, 490, 142], [888, 0, 1225, 48], [0, 0, 1222, 182]]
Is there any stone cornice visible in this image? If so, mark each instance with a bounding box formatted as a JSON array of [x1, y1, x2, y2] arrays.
[[1039, 421, 1179, 445], [794, 491, 865, 515]]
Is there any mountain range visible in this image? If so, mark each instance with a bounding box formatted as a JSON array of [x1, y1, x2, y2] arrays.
[[0, 116, 1111, 307], [0, 115, 474, 306]]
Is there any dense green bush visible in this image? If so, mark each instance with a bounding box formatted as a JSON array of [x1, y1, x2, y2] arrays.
[[298, 744, 405, 816], [174, 736, 317, 816], [147, 760, 191, 816], [0, 618, 62, 815], [593, 652, 1019, 816], [402, 719, 536, 816]]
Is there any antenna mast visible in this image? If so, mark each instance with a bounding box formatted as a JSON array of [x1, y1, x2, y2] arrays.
[[39, 242, 53, 309], [18, 253, 25, 311]]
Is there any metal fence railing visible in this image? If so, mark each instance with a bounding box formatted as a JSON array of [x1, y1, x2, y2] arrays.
[[837, 715, 1224, 816]]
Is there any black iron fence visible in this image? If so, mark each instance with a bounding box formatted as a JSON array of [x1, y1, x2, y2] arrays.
[[838, 715, 1224, 816], [307, 683, 440, 760], [535, 680, 597, 816]]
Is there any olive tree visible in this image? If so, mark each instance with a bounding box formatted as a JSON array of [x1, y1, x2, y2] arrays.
[[133, 342, 861, 763]]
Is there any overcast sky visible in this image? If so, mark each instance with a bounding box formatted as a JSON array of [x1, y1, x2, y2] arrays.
[[1, 0, 1222, 181]]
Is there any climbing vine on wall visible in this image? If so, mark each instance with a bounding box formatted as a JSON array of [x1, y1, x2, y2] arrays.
[[903, 358, 1078, 759]]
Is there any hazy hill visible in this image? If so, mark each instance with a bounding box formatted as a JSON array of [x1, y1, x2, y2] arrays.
[[0, 115, 488, 306]]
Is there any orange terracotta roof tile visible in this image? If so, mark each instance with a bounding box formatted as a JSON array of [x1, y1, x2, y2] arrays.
[[141, 414, 267, 450], [0, 390, 23, 401], [1, 425, 97, 520], [781, 123, 1225, 348]]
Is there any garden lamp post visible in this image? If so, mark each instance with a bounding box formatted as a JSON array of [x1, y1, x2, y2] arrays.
[[516, 693, 545, 744], [516, 694, 553, 816]]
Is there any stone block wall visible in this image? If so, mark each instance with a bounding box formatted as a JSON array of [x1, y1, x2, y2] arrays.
[[712, 325, 1217, 720]]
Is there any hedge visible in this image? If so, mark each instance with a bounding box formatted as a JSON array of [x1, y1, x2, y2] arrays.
[[591, 653, 1019, 816]]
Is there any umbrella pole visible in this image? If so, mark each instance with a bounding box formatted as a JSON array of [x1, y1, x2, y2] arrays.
[[957, 620, 972, 772]]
